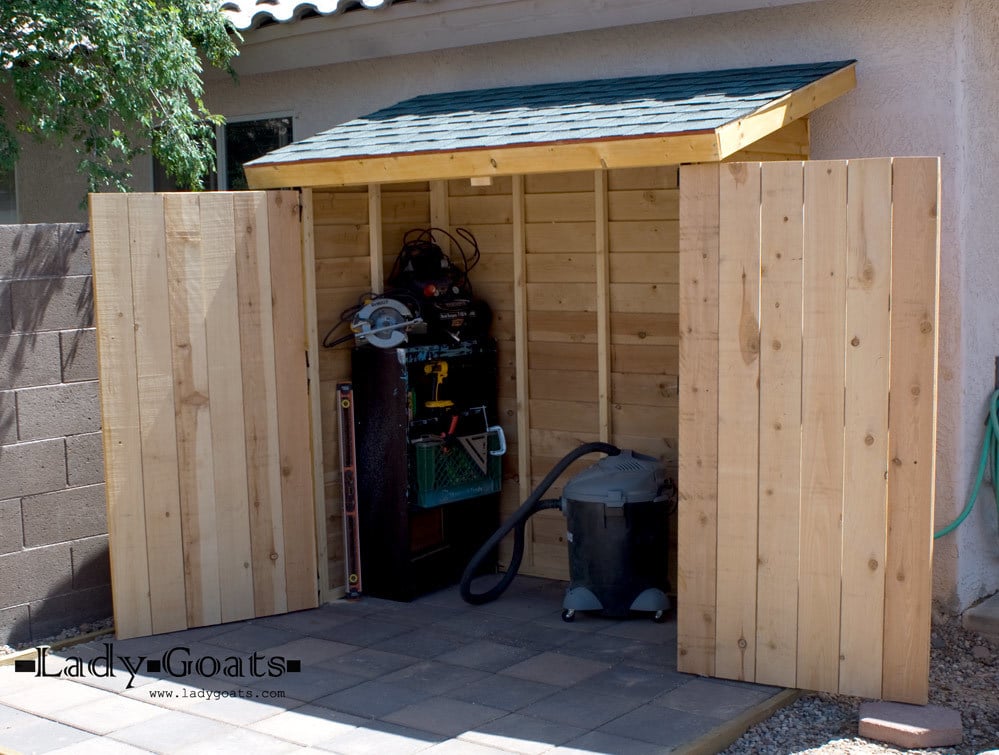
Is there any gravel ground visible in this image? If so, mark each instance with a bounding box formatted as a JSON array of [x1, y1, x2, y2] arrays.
[[0, 616, 113, 657], [724, 615, 999, 755]]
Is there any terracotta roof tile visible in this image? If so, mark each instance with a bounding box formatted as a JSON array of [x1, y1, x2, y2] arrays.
[[220, 0, 420, 31]]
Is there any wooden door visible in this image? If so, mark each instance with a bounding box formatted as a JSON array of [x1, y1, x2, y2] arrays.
[[677, 159, 940, 704], [90, 191, 322, 639]]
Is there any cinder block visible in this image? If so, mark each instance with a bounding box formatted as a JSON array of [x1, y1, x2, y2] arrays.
[[66, 431, 105, 486], [0, 543, 73, 606], [0, 389, 14, 443], [29, 584, 112, 641], [0, 282, 11, 334], [0, 331, 61, 390], [0, 438, 67, 499], [0, 498, 22, 554], [858, 701, 962, 749], [71, 535, 110, 590], [21, 483, 107, 547], [0, 603, 31, 645], [9, 275, 94, 333], [0, 224, 92, 280], [16, 381, 100, 441], [60, 328, 97, 383]]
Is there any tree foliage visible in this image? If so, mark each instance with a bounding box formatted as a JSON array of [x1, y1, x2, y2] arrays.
[[0, 0, 238, 192]]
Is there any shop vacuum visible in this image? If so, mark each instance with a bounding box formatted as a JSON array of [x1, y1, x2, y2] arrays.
[[460, 443, 675, 622]]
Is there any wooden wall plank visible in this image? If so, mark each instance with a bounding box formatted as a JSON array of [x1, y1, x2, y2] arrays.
[[797, 161, 848, 692], [91, 193, 154, 639], [755, 162, 803, 687], [610, 344, 678, 375], [201, 194, 255, 624], [268, 191, 319, 612], [608, 189, 679, 221], [512, 175, 533, 566], [526, 192, 595, 223], [610, 313, 679, 346], [608, 166, 679, 191], [677, 163, 719, 677], [526, 283, 595, 312], [126, 194, 187, 635], [164, 193, 222, 628], [839, 159, 892, 698], [368, 185, 384, 294], [233, 193, 288, 617], [608, 283, 679, 314], [526, 254, 595, 283], [715, 162, 762, 682], [530, 369, 598, 402], [882, 157, 940, 705], [301, 189, 330, 601], [608, 253, 678, 284], [610, 372, 678, 407], [526, 311, 598, 343], [430, 180, 450, 229]]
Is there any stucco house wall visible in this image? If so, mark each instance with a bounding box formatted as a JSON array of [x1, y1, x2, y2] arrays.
[[10, 0, 997, 612]]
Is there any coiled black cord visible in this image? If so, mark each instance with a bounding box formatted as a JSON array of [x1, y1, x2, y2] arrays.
[[459, 442, 621, 605]]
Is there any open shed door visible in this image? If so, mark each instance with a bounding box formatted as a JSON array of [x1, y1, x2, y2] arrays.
[[90, 191, 321, 640], [677, 159, 940, 704]]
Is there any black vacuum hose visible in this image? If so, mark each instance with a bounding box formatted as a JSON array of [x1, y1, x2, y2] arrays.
[[459, 442, 621, 605]]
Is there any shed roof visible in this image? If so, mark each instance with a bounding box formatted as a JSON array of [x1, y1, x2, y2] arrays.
[[244, 60, 856, 189]]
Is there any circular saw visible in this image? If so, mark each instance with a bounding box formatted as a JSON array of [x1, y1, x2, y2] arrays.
[[351, 297, 425, 348]]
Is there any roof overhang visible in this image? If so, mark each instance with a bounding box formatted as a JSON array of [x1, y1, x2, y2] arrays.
[[244, 61, 856, 189]]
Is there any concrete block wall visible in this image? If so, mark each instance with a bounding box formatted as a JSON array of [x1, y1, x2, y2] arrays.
[[0, 224, 111, 645]]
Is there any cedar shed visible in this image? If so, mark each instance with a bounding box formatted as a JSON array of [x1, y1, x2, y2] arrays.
[[89, 60, 942, 704]]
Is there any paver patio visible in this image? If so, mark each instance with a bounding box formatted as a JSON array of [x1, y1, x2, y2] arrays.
[[0, 577, 785, 754]]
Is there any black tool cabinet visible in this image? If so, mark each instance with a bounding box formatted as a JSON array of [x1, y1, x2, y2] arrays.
[[352, 338, 500, 601]]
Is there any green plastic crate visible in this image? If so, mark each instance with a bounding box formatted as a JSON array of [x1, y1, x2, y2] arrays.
[[413, 431, 502, 508]]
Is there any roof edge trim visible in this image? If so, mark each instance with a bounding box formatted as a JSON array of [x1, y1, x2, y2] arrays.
[[715, 61, 857, 159], [245, 131, 721, 188]]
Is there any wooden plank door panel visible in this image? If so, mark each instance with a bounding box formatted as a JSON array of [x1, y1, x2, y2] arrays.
[[678, 158, 940, 704], [91, 190, 320, 640]]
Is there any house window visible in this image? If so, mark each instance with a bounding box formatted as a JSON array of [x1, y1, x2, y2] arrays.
[[0, 169, 17, 224], [220, 116, 293, 190], [152, 115, 293, 192]]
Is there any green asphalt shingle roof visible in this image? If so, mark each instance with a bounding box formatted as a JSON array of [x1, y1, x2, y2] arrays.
[[247, 60, 855, 168]]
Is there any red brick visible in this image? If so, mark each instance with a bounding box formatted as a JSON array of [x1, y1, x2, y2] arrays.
[[859, 701, 962, 749]]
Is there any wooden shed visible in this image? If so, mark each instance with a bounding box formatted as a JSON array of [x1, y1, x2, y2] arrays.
[[90, 59, 942, 703]]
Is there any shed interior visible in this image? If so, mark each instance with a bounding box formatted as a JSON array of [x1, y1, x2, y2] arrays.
[[314, 155, 802, 596]]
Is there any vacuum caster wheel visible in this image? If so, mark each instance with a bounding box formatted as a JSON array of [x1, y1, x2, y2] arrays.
[[561, 609, 576, 623], [652, 610, 667, 624]]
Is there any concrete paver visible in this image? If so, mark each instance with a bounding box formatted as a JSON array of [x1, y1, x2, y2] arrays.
[[0, 578, 788, 754], [107, 709, 240, 752], [654, 676, 775, 719], [500, 650, 611, 686], [50, 695, 164, 735], [249, 704, 367, 746], [858, 700, 963, 749], [459, 712, 586, 754], [599, 703, 721, 747], [383, 695, 507, 737], [445, 672, 560, 711]]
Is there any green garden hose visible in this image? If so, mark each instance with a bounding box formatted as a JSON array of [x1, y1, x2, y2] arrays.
[[935, 389, 999, 539]]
